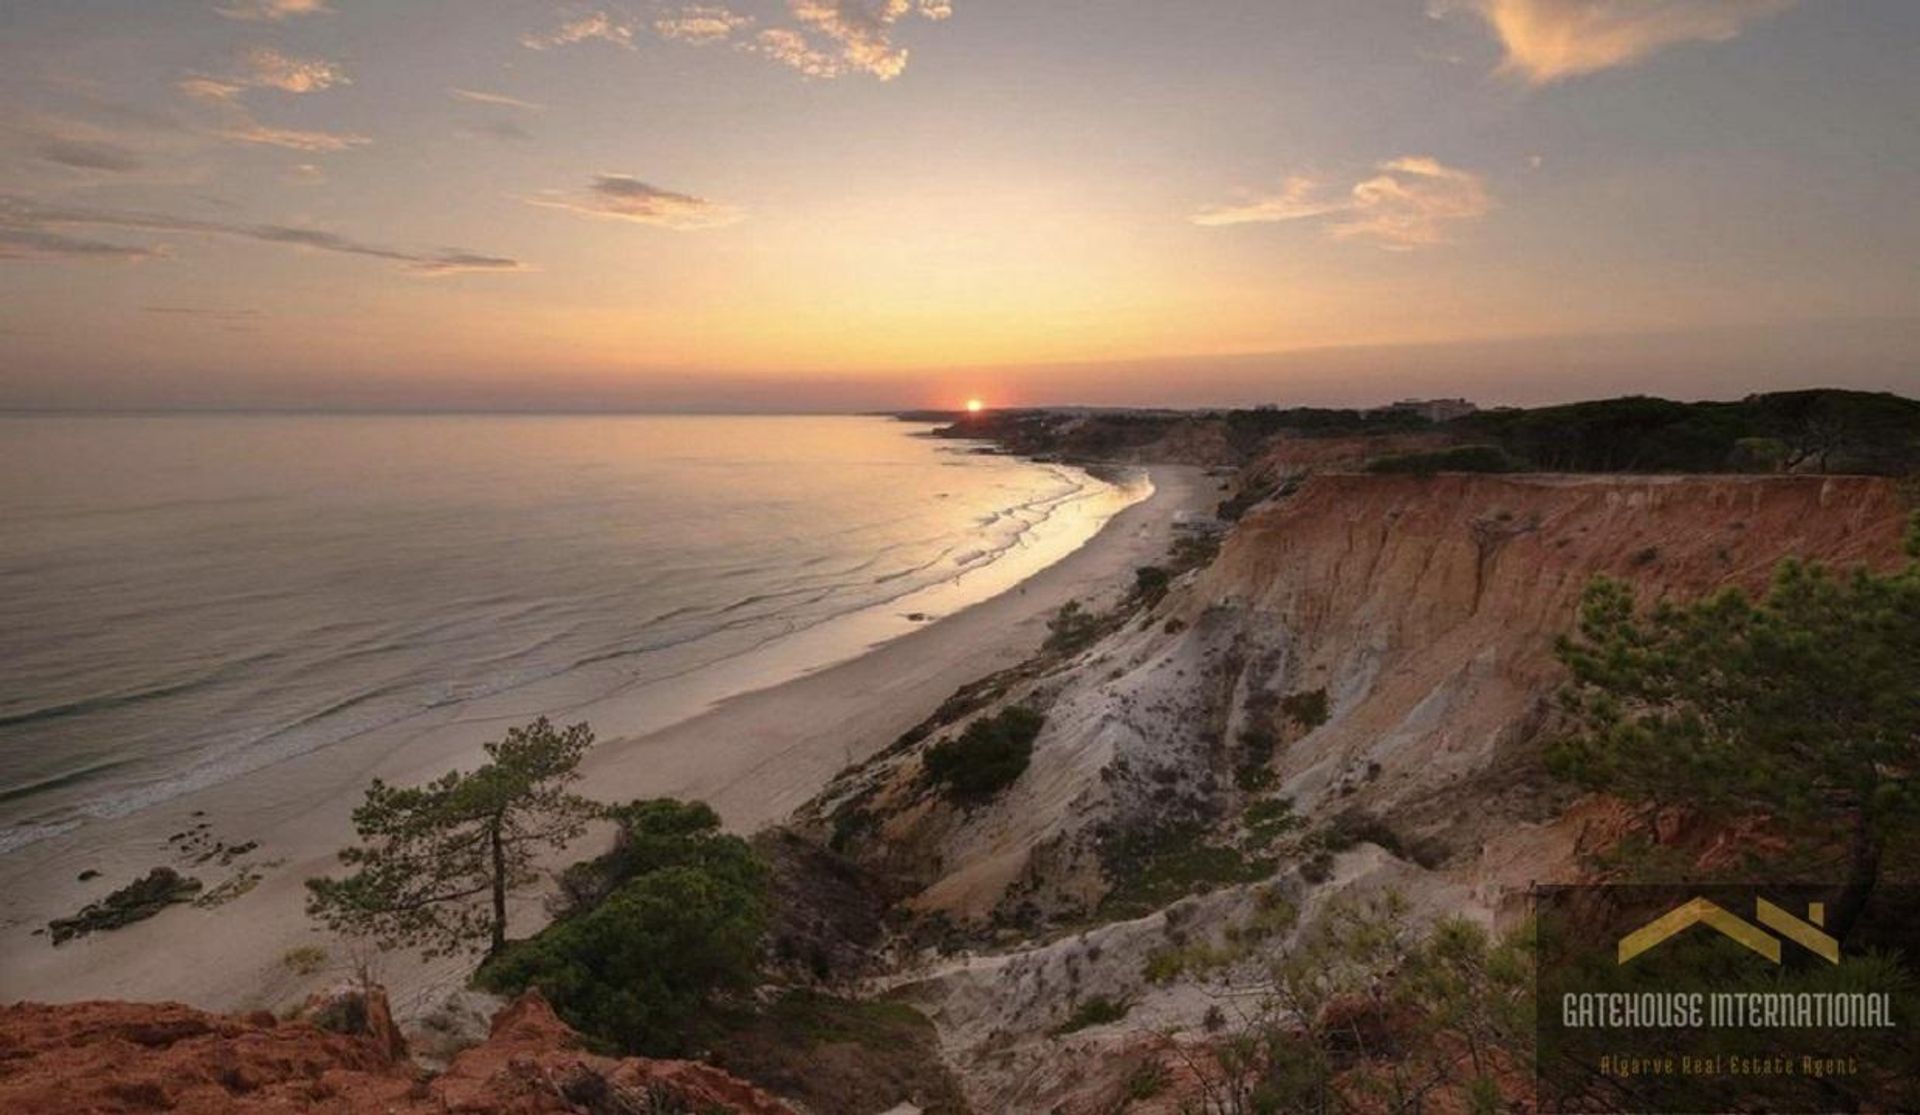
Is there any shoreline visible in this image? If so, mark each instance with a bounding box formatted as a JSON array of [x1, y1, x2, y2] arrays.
[[0, 464, 1212, 1017]]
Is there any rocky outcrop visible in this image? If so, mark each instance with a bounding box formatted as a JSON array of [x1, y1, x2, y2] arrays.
[[47, 867, 203, 944], [0, 987, 795, 1114]]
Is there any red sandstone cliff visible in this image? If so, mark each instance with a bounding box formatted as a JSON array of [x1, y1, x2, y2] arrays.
[[0, 986, 793, 1115]]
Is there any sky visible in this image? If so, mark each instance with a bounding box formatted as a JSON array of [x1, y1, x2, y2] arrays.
[[0, 0, 1916, 412]]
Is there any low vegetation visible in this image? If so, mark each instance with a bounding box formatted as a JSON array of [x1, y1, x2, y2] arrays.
[[1053, 994, 1131, 1035], [1100, 823, 1277, 921], [1278, 686, 1330, 729], [1155, 894, 1535, 1115], [923, 705, 1045, 801], [1043, 598, 1104, 655], [1366, 444, 1517, 475], [476, 798, 768, 1057], [1458, 389, 1920, 475], [709, 990, 971, 1115]]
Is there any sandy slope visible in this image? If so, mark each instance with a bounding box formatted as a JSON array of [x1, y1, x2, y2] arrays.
[[0, 465, 1211, 1019]]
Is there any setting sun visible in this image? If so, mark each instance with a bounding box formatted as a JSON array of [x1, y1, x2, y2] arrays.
[[966, 399, 985, 414]]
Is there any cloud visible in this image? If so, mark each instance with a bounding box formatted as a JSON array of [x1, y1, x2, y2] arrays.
[[29, 135, 146, 172], [449, 88, 544, 110], [1193, 156, 1492, 250], [522, 11, 636, 50], [143, 305, 263, 328], [467, 119, 535, 142], [1191, 175, 1345, 227], [178, 76, 248, 101], [213, 116, 370, 151], [1431, 0, 1796, 84], [655, 4, 755, 44], [0, 226, 160, 261], [531, 175, 744, 230], [237, 47, 349, 93], [179, 48, 347, 104], [750, 0, 951, 80], [0, 195, 523, 274], [1335, 157, 1492, 248], [214, 0, 332, 21]]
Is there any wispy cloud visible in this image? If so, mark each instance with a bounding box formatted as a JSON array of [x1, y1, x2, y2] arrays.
[[466, 118, 535, 143], [1193, 157, 1492, 250], [449, 88, 545, 111], [180, 48, 347, 101], [28, 135, 147, 173], [522, 11, 637, 50], [214, 115, 370, 151], [1431, 0, 1796, 84], [240, 47, 349, 93], [0, 226, 161, 261], [0, 196, 523, 274], [530, 175, 744, 230], [746, 0, 952, 80], [214, 0, 332, 21], [144, 305, 262, 319], [1191, 175, 1344, 227], [656, 4, 756, 44], [177, 76, 248, 101]]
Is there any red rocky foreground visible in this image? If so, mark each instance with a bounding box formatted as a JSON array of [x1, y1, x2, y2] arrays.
[[0, 985, 794, 1114]]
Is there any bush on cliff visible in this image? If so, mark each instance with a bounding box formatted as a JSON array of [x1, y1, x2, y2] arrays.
[[1365, 444, 1516, 476], [477, 798, 767, 1056], [1043, 599, 1102, 655], [923, 706, 1045, 801]]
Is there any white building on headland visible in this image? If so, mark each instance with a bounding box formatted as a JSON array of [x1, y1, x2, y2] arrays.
[[1375, 397, 1479, 423]]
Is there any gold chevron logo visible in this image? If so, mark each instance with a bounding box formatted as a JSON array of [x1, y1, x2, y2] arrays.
[[1618, 897, 1840, 965]]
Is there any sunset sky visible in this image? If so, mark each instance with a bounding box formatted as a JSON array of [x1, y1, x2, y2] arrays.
[[1, 0, 1916, 411]]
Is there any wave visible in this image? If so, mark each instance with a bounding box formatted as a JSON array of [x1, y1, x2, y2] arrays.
[[0, 432, 1126, 857]]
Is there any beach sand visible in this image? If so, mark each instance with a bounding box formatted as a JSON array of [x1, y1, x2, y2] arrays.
[[0, 465, 1212, 1017]]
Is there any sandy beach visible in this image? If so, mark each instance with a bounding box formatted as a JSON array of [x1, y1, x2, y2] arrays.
[[0, 464, 1211, 1018]]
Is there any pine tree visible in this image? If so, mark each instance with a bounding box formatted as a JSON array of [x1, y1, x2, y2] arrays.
[[306, 717, 599, 958], [1551, 531, 1920, 937]]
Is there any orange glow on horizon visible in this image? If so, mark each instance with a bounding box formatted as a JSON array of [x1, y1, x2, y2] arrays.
[[965, 398, 985, 414]]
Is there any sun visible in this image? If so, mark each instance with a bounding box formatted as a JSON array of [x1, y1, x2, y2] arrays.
[[965, 398, 985, 414]]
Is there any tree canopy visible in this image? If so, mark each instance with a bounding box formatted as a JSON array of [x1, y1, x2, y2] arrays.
[[1551, 548, 1920, 934], [306, 717, 599, 958]]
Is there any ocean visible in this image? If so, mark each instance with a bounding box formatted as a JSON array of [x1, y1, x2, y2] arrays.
[[0, 413, 1134, 855]]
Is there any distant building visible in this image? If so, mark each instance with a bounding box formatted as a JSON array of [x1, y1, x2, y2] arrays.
[[1376, 397, 1478, 423]]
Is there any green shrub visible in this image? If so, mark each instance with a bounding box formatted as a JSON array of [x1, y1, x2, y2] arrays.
[[282, 945, 327, 976], [1279, 687, 1330, 729], [1366, 444, 1517, 475], [1133, 566, 1171, 605], [1044, 600, 1102, 655], [1053, 994, 1130, 1035], [923, 707, 1044, 801], [477, 799, 767, 1056], [1125, 1058, 1170, 1100], [1100, 824, 1276, 919]]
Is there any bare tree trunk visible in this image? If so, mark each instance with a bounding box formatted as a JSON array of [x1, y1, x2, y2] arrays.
[[489, 816, 508, 957]]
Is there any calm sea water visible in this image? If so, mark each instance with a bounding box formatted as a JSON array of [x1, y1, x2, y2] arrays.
[[0, 414, 1115, 854]]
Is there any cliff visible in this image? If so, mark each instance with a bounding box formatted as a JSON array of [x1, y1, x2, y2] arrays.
[[806, 471, 1911, 1110], [0, 986, 793, 1115]]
